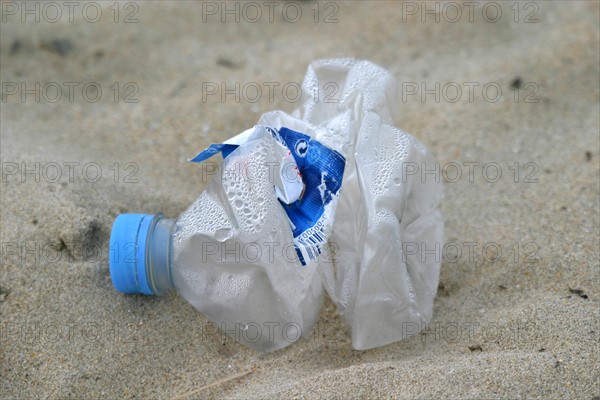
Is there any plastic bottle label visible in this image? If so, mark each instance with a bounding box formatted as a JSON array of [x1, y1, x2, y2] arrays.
[[191, 126, 346, 266]]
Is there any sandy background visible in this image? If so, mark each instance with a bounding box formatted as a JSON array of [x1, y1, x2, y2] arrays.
[[1, 1, 599, 398]]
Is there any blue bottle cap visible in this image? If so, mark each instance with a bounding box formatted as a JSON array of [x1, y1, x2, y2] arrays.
[[109, 214, 156, 295]]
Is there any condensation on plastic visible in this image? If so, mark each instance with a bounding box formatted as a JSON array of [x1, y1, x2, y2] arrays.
[[171, 59, 443, 352]]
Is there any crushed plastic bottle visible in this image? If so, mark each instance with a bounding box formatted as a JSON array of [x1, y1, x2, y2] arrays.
[[109, 59, 444, 352]]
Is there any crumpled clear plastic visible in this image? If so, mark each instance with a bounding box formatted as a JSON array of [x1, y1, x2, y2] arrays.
[[173, 58, 443, 351]]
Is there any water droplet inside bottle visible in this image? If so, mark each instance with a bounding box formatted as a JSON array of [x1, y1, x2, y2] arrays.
[[214, 228, 231, 242]]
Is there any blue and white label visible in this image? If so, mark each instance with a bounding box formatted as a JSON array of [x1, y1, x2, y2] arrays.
[[190, 126, 346, 266], [189, 143, 239, 163], [268, 127, 345, 266]]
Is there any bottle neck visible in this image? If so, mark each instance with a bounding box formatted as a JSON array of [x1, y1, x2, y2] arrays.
[[146, 215, 175, 295]]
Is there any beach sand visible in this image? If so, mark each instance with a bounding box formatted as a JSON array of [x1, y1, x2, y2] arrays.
[[1, 1, 599, 398]]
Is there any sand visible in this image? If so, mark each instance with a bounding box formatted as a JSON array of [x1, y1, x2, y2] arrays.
[[1, 1, 599, 398]]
